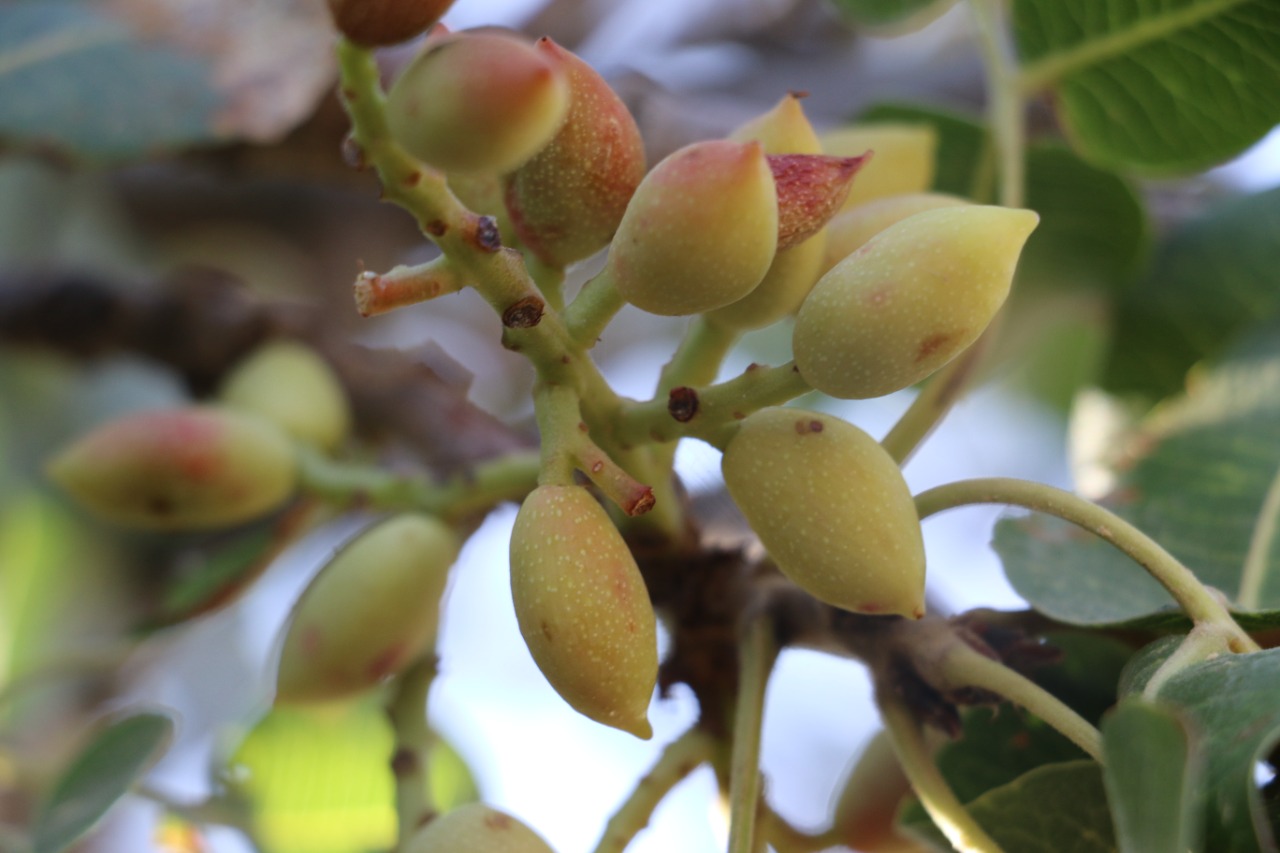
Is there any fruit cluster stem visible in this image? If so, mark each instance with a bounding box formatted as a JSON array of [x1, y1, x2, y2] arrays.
[[727, 618, 779, 853], [971, 0, 1026, 209], [386, 655, 440, 850]]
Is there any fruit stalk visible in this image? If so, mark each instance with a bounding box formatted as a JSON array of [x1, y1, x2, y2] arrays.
[[879, 331, 991, 464], [727, 618, 779, 853], [387, 656, 440, 850]]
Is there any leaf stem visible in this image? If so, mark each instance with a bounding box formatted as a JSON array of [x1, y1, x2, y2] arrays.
[[1142, 623, 1237, 700], [1236, 461, 1280, 611], [970, 0, 1026, 209], [387, 656, 439, 850], [914, 477, 1260, 652], [727, 619, 779, 853], [876, 685, 1005, 853], [591, 727, 716, 853]]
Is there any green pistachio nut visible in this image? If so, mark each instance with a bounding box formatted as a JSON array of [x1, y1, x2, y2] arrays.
[[47, 407, 296, 530], [327, 0, 455, 46], [820, 123, 937, 211], [404, 803, 556, 853], [821, 192, 970, 277], [509, 485, 657, 738], [275, 513, 461, 704], [504, 39, 647, 268], [387, 32, 570, 174], [607, 140, 778, 316], [794, 205, 1039, 399], [219, 341, 352, 453], [721, 408, 925, 617]]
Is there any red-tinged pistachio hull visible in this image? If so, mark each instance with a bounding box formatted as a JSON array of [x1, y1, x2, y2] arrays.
[[47, 407, 296, 530], [404, 803, 556, 853], [608, 140, 778, 316], [328, 0, 455, 46], [794, 206, 1040, 400], [504, 39, 646, 268], [768, 153, 867, 251], [219, 341, 351, 453], [722, 408, 925, 618], [387, 32, 570, 174], [275, 513, 460, 704], [509, 485, 656, 739]]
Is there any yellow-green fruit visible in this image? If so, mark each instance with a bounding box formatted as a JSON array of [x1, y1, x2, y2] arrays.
[[832, 731, 923, 852], [504, 39, 646, 268], [219, 341, 352, 453], [404, 803, 555, 853], [730, 93, 822, 154], [607, 140, 778, 316], [509, 485, 656, 738], [47, 407, 296, 530], [794, 205, 1040, 399], [276, 514, 461, 704], [721, 408, 924, 617], [387, 32, 570, 174], [821, 192, 970, 277], [820, 124, 936, 211], [327, 0, 454, 46]]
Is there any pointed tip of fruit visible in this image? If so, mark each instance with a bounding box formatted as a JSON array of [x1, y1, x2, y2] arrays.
[[620, 715, 654, 740]]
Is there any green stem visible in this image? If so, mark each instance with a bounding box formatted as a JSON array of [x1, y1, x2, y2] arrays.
[[387, 656, 439, 850], [936, 643, 1102, 760], [727, 619, 779, 853], [134, 785, 257, 839], [876, 687, 1005, 853], [1236, 461, 1280, 611], [971, 0, 1026, 209], [564, 266, 627, 347], [526, 254, 567, 313], [592, 727, 716, 853], [914, 478, 1260, 653], [881, 338, 988, 465], [659, 317, 740, 392], [1142, 623, 1237, 700]]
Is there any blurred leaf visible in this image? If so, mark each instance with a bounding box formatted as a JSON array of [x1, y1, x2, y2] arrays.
[[1012, 0, 1280, 173], [901, 761, 1115, 852], [1102, 698, 1202, 853], [1116, 635, 1184, 698], [996, 320, 1280, 627], [999, 289, 1111, 412], [1104, 187, 1280, 399], [1033, 632, 1136, 724], [937, 707, 1089, 804], [826, 0, 957, 31], [0, 0, 335, 162], [32, 711, 175, 853]]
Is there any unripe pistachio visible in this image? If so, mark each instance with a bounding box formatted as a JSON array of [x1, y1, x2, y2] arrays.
[[730, 93, 822, 155], [404, 803, 555, 853], [820, 123, 937, 211], [721, 408, 925, 617], [608, 140, 778, 316], [387, 32, 570, 174], [794, 205, 1039, 399], [327, 0, 454, 46], [509, 485, 656, 738], [821, 192, 970, 277], [276, 514, 461, 704], [219, 341, 352, 453], [504, 39, 646, 268], [47, 407, 296, 530], [832, 731, 922, 852]]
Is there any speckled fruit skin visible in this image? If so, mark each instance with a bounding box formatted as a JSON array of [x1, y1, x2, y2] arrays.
[[509, 485, 656, 738], [607, 140, 778, 317], [327, 0, 454, 46], [47, 407, 296, 530], [820, 124, 937, 211], [721, 408, 925, 618], [220, 341, 352, 453], [794, 205, 1039, 400], [387, 32, 569, 174], [504, 39, 646, 268], [276, 514, 460, 704], [404, 803, 556, 853], [820, 193, 969, 277]]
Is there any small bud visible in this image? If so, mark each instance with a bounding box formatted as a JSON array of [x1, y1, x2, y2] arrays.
[[821, 192, 969, 277], [769, 153, 867, 250], [504, 39, 647, 268], [722, 408, 925, 618], [275, 514, 461, 704], [730, 93, 822, 156], [47, 407, 296, 530], [404, 803, 556, 853], [794, 206, 1039, 399], [327, 0, 455, 46], [608, 140, 778, 316], [387, 32, 570, 174], [820, 123, 937, 211], [509, 485, 657, 738], [219, 341, 352, 453]]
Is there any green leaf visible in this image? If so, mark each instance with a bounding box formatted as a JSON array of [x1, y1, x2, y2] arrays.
[[902, 761, 1116, 852], [995, 321, 1280, 627], [1104, 187, 1280, 400], [1102, 698, 1203, 853], [1034, 632, 1137, 724], [826, 0, 957, 31], [1013, 0, 1280, 173], [937, 707, 1090, 803], [32, 711, 175, 853], [1116, 636, 1185, 697]]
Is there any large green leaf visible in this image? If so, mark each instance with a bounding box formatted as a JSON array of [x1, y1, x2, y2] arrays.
[[937, 707, 1090, 803], [995, 321, 1280, 627], [1104, 187, 1280, 399], [1013, 0, 1280, 173], [32, 711, 175, 853], [826, 0, 957, 31], [1102, 698, 1202, 853]]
